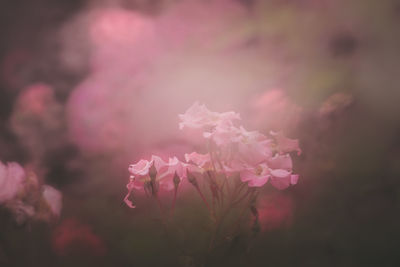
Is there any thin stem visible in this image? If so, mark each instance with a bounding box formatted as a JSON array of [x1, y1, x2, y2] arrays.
[[232, 187, 252, 206], [154, 192, 166, 220], [195, 186, 216, 221], [170, 187, 178, 218]]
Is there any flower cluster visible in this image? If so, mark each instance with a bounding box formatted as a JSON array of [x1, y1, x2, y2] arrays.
[[124, 102, 300, 208], [0, 161, 62, 223]]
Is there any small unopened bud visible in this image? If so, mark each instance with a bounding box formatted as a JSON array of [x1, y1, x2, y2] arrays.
[[173, 172, 181, 188], [129, 175, 134, 181], [250, 205, 259, 218], [149, 163, 157, 181], [187, 171, 198, 187]]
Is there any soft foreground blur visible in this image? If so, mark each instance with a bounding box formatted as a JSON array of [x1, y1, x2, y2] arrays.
[[0, 0, 399, 266]]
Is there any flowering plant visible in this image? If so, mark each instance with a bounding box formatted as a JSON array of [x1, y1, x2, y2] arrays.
[[124, 102, 301, 263]]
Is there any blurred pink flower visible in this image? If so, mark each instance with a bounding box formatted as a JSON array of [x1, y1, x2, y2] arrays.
[[270, 131, 302, 155], [0, 161, 25, 203], [179, 102, 240, 131], [318, 92, 353, 117], [269, 169, 295, 190], [128, 159, 152, 176], [185, 152, 212, 169], [203, 122, 240, 146], [157, 157, 203, 191], [42, 185, 63, 217], [52, 218, 106, 257], [0, 161, 63, 222], [236, 138, 272, 166], [249, 89, 302, 132], [267, 154, 293, 171], [258, 194, 294, 231]]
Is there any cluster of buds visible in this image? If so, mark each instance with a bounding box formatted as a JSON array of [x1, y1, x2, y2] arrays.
[[0, 161, 62, 224], [124, 102, 301, 210]]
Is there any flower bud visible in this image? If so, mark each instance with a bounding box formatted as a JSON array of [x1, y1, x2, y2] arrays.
[[187, 170, 198, 187], [149, 163, 157, 182], [173, 172, 181, 188], [250, 205, 259, 218]]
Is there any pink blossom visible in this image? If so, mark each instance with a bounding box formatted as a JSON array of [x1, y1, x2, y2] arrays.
[[179, 102, 240, 131], [127, 155, 167, 191], [269, 169, 293, 190], [128, 155, 165, 177], [249, 89, 302, 132], [270, 131, 302, 155], [237, 139, 272, 165], [240, 162, 298, 190], [267, 154, 293, 170], [52, 218, 107, 256], [158, 157, 202, 190], [128, 159, 152, 176], [0, 161, 25, 203], [240, 164, 270, 187], [179, 102, 214, 130], [220, 126, 273, 165], [184, 152, 212, 169], [42, 185, 63, 217], [203, 123, 240, 146]]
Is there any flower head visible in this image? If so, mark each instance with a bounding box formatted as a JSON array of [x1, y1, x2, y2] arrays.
[[270, 131, 302, 155], [179, 102, 240, 130], [0, 161, 26, 203]]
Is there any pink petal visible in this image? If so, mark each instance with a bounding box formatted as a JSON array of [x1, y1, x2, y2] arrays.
[[270, 131, 302, 155], [270, 176, 291, 190], [42, 185, 63, 216], [290, 174, 299, 185], [269, 169, 291, 190], [123, 188, 136, 208], [240, 169, 259, 182], [268, 154, 293, 170], [247, 176, 269, 187]]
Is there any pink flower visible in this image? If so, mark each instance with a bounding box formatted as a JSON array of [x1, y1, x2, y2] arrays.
[[127, 155, 167, 190], [239, 159, 299, 189], [269, 169, 293, 190], [237, 139, 272, 166], [267, 154, 293, 171], [240, 164, 270, 187], [158, 157, 203, 190], [224, 127, 273, 165], [128, 155, 166, 176], [42, 185, 63, 217], [128, 159, 152, 176], [270, 131, 302, 155], [52, 218, 107, 257], [157, 157, 186, 190], [0, 161, 25, 203], [203, 123, 240, 146], [184, 152, 212, 170], [249, 89, 302, 132], [179, 102, 240, 130]]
